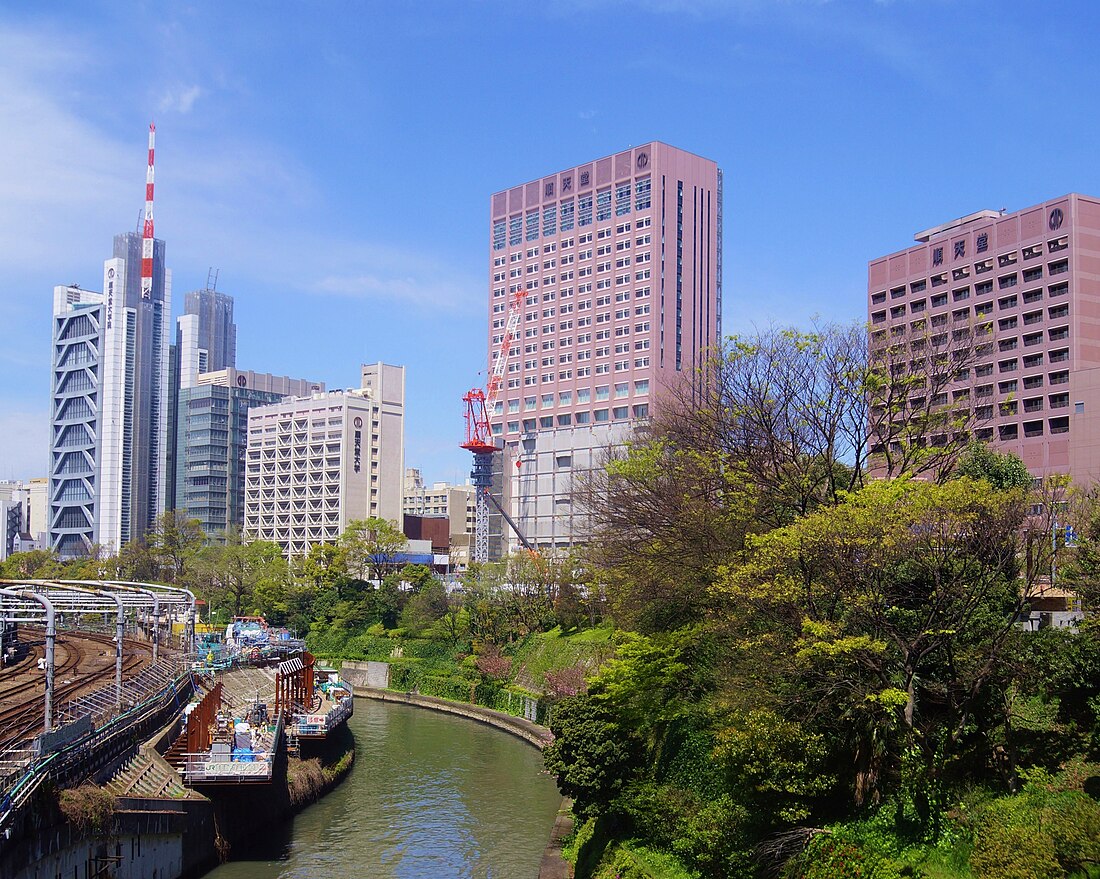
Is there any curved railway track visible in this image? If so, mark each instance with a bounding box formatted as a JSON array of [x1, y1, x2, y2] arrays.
[[0, 628, 156, 748]]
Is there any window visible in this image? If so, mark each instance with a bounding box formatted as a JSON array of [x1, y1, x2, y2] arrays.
[[526, 210, 539, 242], [594, 408, 609, 422], [612, 406, 629, 419], [615, 182, 631, 216], [492, 220, 506, 251], [560, 199, 575, 232], [634, 379, 649, 394], [539, 416, 553, 428], [635, 176, 651, 210], [557, 414, 572, 426], [615, 382, 629, 398], [542, 205, 557, 237], [524, 397, 536, 411], [578, 194, 593, 227], [508, 215, 522, 246], [596, 188, 612, 222], [595, 385, 610, 401], [575, 411, 591, 424], [559, 391, 573, 405]]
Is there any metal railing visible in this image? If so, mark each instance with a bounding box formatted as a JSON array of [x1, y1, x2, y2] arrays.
[[0, 667, 192, 830], [180, 712, 283, 784]]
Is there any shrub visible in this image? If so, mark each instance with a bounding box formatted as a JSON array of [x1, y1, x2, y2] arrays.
[[476, 643, 512, 680], [783, 834, 903, 879], [545, 662, 588, 698], [969, 824, 1061, 879], [58, 784, 117, 834]]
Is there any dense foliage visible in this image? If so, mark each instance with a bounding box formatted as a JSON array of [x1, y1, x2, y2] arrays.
[[551, 324, 1100, 878]]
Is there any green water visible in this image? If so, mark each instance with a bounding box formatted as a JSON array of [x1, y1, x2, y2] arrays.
[[205, 698, 564, 879]]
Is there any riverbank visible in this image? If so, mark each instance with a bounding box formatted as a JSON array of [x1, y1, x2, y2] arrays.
[[354, 687, 573, 879]]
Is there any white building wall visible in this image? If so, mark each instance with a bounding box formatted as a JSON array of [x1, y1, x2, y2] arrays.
[[360, 363, 405, 525], [502, 421, 634, 553], [96, 258, 128, 553], [244, 386, 401, 556]]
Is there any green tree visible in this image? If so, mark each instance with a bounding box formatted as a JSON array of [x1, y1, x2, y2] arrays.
[[955, 442, 1033, 491], [193, 530, 288, 618], [0, 548, 63, 580], [146, 510, 205, 584], [339, 518, 408, 582], [722, 477, 1032, 821], [544, 694, 644, 819]]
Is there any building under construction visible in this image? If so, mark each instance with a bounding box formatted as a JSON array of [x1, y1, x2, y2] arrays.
[[466, 142, 723, 559]]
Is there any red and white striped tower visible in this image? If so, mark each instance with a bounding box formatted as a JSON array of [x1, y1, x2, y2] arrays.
[[140, 122, 156, 300]]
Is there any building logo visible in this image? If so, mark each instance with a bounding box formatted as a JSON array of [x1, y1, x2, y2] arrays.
[[236, 375, 247, 388], [1049, 208, 1064, 231], [353, 421, 362, 473], [107, 268, 115, 279], [544, 181, 554, 198], [561, 174, 572, 193], [636, 151, 649, 170], [580, 170, 590, 187]]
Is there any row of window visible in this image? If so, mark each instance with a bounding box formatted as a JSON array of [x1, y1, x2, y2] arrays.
[[493, 179, 653, 249], [501, 357, 653, 389], [870, 237, 1070, 305], [873, 281, 1069, 323], [493, 381, 650, 415], [494, 403, 650, 435]]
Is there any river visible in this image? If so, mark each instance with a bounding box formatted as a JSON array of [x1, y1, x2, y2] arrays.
[[204, 698, 564, 879]]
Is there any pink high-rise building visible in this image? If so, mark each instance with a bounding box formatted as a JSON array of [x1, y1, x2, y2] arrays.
[[487, 142, 722, 554], [869, 194, 1100, 481]]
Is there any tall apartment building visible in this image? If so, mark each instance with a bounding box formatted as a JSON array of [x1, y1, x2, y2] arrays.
[[487, 142, 722, 554], [49, 230, 171, 558], [175, 368, 322, 537], [243, 365, 405, 555], [869, 194, 1100, 480]]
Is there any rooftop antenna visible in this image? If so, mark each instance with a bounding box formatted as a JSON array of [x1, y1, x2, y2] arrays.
[[140, 122, 156, 301], [206, 267, 219, 292]]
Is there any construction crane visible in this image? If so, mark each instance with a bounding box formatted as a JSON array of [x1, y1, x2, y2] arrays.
[[461, 286, 528, 563]]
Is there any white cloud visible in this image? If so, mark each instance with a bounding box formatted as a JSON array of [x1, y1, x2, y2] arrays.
[[312, 271, 480, 310], [159, 84, 203, 114]]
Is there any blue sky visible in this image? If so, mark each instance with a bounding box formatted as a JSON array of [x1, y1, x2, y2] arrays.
[[2, 0, 1099, 484]]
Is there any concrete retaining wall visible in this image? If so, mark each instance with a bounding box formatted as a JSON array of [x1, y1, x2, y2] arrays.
[[339, 660, 391, 689], [354, 686, 552, 748]]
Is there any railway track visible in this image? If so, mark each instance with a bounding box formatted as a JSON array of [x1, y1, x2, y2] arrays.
[[0, 628, 156, 748]]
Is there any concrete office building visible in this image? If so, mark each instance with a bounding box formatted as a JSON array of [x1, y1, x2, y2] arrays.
[[403, 468, 476, 568], [0, 481, 41, 561], [49, 230, 171, 558], [869, 194, 1100, 480], [175, 369, 323, 538], [487, 142, 722, 554], [243, 365, 405, 556], [25, 478, 48, 546]]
